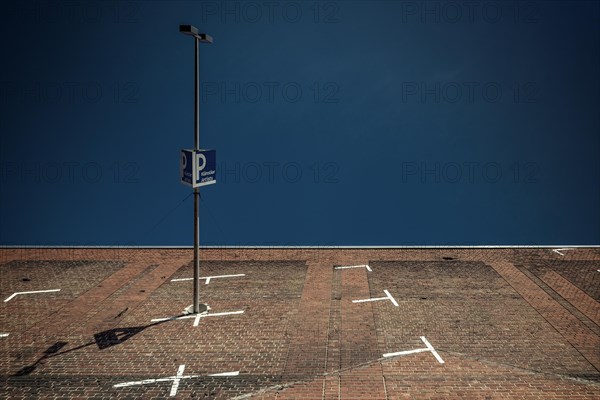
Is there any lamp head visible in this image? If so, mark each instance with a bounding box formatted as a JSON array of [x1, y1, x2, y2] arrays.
[[180, 25, 213, 43]]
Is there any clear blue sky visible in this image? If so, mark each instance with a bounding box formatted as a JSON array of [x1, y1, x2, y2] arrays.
[[1, 1, 598, 246]]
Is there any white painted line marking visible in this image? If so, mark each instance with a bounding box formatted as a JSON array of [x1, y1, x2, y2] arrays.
[[169, 364, 186, 397], [171, 274, 246, 284], [208, 371, 240, 377], [352, 297, 387, 303], [384, 289, 399, 307], [0, 333, 9, 338], [420, 336, 445, 364], [193, 314, 202, 327], [383, 348, 429, 357], [114, 377, 180, 388], [383, 336, 444, 364], [113, 364, 239, 397], [552, 248, 574, 256], [151, 310, 245, 327], [352, 290, 398, 306], [4, 289, 61, 302], [150, 315, 196, 323], [335, 264, 372, 272], [205, 310, 245, 317]]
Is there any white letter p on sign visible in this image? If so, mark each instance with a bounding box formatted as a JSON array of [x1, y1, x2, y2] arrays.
[[180, 152, 187, 176], [196, 152, 206, 172]]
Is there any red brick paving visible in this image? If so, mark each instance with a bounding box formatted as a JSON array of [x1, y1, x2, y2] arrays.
[[540, 270, 600, 327], [0, 248, 599, 399], [25, 261, 151, 338], [283, 261, 332, 378], [338, 267, 386, 398], [84, 257, 189, 335], [490, 260, 600, 372], [542, 260, 600, 301]]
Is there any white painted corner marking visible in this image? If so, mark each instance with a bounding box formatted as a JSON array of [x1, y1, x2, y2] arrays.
[[171, 274, 246, 284], [383, 336, 444, 364], [420, 336, 445, 364], [113, 364, 188, 397], [113, 365, 239, 397], [384, 289, 399, 307], [335, 264, 372, 272], [169, 364, 186, 396], [552, 248, 574, 256], [4, 289, 61, 302], [353, 290, 398, 307], [193, 314, 202, 327], [151, 310, 245, 327]]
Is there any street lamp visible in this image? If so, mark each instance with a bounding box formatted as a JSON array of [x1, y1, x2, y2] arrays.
[[180, 25, 214, 43], [180, 24, 213, 315]]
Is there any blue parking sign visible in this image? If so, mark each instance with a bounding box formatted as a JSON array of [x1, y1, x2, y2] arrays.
[[180, 149, 216, 188]]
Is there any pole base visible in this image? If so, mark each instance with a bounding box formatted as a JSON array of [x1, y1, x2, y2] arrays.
[[183, 303, 210, 315]]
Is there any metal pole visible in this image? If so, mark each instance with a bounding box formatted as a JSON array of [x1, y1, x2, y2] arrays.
[[193, 36, 200, 314]]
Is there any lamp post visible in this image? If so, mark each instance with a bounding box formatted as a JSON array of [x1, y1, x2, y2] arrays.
[[180, 25, 213, 314]]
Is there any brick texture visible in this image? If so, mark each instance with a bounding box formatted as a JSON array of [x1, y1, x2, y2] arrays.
[[0, 248, 599, 399]]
